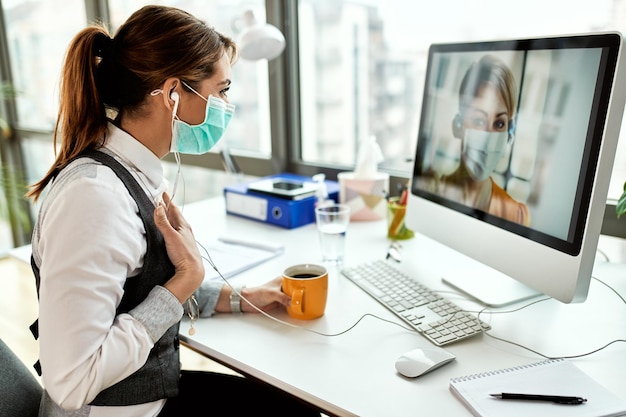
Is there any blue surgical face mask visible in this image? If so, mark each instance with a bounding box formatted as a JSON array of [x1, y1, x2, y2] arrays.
[[462, 129, 508, 181], [154, 82, 235, 155]]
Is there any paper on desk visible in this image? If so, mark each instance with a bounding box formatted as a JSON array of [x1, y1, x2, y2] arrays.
[[9, 239, 283, 282], [9, 244, 32, 264], [198, 237, 284, 281]]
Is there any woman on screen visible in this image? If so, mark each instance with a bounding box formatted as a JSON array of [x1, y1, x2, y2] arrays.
[[426, 54, 530, 226], [26, 5, 319, 417]]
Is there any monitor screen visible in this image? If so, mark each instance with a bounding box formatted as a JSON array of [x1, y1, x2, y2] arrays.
[[406, 33, 626, 305]]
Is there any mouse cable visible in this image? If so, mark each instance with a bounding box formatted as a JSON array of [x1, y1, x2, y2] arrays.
[[383, 245, 625, 355], [194, 242, 626, 357], [469, 275, 626, 360], [195, 240, 420, 338], [595, 247, 610, 263]]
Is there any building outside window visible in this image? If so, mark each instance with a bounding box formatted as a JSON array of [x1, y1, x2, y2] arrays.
[[296, 0, 626, 201], [1, 0, 626, 254]]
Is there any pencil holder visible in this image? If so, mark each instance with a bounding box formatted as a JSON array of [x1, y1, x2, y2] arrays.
[[387, 197, 414, 240]]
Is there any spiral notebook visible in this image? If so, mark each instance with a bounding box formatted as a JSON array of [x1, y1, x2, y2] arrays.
[[449, 359, 626, 417]]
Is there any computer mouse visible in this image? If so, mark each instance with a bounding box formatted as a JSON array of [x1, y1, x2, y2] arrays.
[[395, 346, 456, 378]]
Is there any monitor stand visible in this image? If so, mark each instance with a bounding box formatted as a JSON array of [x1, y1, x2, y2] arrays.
[[442, 268, 541, 308]]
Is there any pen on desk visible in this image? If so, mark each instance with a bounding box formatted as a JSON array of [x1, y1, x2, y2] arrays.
[[218, 236, 284, 253], [490, 393, 587, 405]]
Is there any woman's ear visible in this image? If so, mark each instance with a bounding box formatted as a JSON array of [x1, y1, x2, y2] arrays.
[[452, 114, 463, 139], [160, 78, 181, 110]]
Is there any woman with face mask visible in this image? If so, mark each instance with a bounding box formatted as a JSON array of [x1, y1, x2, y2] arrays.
[[432, 55, 530, 227], [26, 6, 320, 417]]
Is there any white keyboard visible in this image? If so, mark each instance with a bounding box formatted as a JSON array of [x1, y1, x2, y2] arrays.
[[341, 260, 490, 346]]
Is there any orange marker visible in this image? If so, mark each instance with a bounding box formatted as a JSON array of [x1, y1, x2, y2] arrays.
[[399, 189, 408, 206]]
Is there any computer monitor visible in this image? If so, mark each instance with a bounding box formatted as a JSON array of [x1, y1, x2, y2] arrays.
[[405, 32, 626, 307]]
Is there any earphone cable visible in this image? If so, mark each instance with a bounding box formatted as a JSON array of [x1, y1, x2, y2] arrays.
[[195, 240, 418, 337], [192, 241, 626, 357]]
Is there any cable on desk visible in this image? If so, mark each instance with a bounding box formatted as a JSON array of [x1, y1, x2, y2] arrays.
[[195, 241, 420, 337], [474, 276, 626, 360], [594, 275, 626, 304], [196, 241, 626, 357]]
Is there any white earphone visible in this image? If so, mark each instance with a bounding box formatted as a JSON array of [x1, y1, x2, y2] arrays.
[[170, 91, 180, 119]]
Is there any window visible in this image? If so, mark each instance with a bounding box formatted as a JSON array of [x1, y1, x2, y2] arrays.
[[0, 0, 279, 252], [2, 0, 626, 253], [0, 0, 88, 253], [3, 0, 87, 131], [109, 0, 275, 171], [295, 0, 626, 201]]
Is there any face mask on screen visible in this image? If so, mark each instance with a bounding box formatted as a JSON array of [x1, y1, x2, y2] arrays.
[[462, 129, 508, 181]]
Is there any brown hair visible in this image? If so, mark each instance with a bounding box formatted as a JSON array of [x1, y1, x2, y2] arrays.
[[458, 54, 518, 119], [27, 5, 237, 201]]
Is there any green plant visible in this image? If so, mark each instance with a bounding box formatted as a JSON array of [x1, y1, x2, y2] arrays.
[[0, 81, 16, 222], [0, 164, 30, 227], [0, 81, 32, 247], [617, 182, 626, 219], [0, 81, 16, 138]]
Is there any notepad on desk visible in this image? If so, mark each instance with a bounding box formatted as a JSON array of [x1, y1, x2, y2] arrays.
[[449, 359, 626, 417], [199, 236, 284, 281]]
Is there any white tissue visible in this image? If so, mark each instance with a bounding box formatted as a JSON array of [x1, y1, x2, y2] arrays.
[[354, 135, 384, 179], [312, 173, 332, 207]]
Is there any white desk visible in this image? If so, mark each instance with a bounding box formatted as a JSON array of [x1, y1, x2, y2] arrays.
[[180, 197, 626, 417]]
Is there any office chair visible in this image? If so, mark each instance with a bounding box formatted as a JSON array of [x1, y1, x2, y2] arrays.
[[0, 338, 41, 417]]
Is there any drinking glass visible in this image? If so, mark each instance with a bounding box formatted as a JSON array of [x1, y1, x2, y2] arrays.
[[315, 204, 350, 265]]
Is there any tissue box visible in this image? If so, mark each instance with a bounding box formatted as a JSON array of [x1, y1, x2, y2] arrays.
[[224, 173, 339, 229], [338, 171, 389, 221]]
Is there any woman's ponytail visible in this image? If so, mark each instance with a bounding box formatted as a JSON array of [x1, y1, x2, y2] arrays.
[[28, 6, 238, 201], [27, 25, 111, 201]]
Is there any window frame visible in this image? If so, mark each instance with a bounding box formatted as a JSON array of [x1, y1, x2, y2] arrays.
[[0, 0, 624, 252], [278, 0, 432, 203], [0, 2, 32, 248], [279, 0, 626, 238], [163, 0, 290, 177]]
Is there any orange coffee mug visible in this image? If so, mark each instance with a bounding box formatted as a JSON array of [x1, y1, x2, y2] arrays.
[[282, 264, 328, 320]]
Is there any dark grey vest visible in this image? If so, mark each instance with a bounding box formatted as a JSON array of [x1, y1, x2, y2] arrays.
[[31, 150, 180, 406]]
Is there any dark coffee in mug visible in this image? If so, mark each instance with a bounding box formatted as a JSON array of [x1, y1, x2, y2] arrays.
[[282, 264, 328, 320]]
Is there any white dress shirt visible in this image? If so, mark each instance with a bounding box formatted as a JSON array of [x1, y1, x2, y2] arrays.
[[31, 123, 222, 416]]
